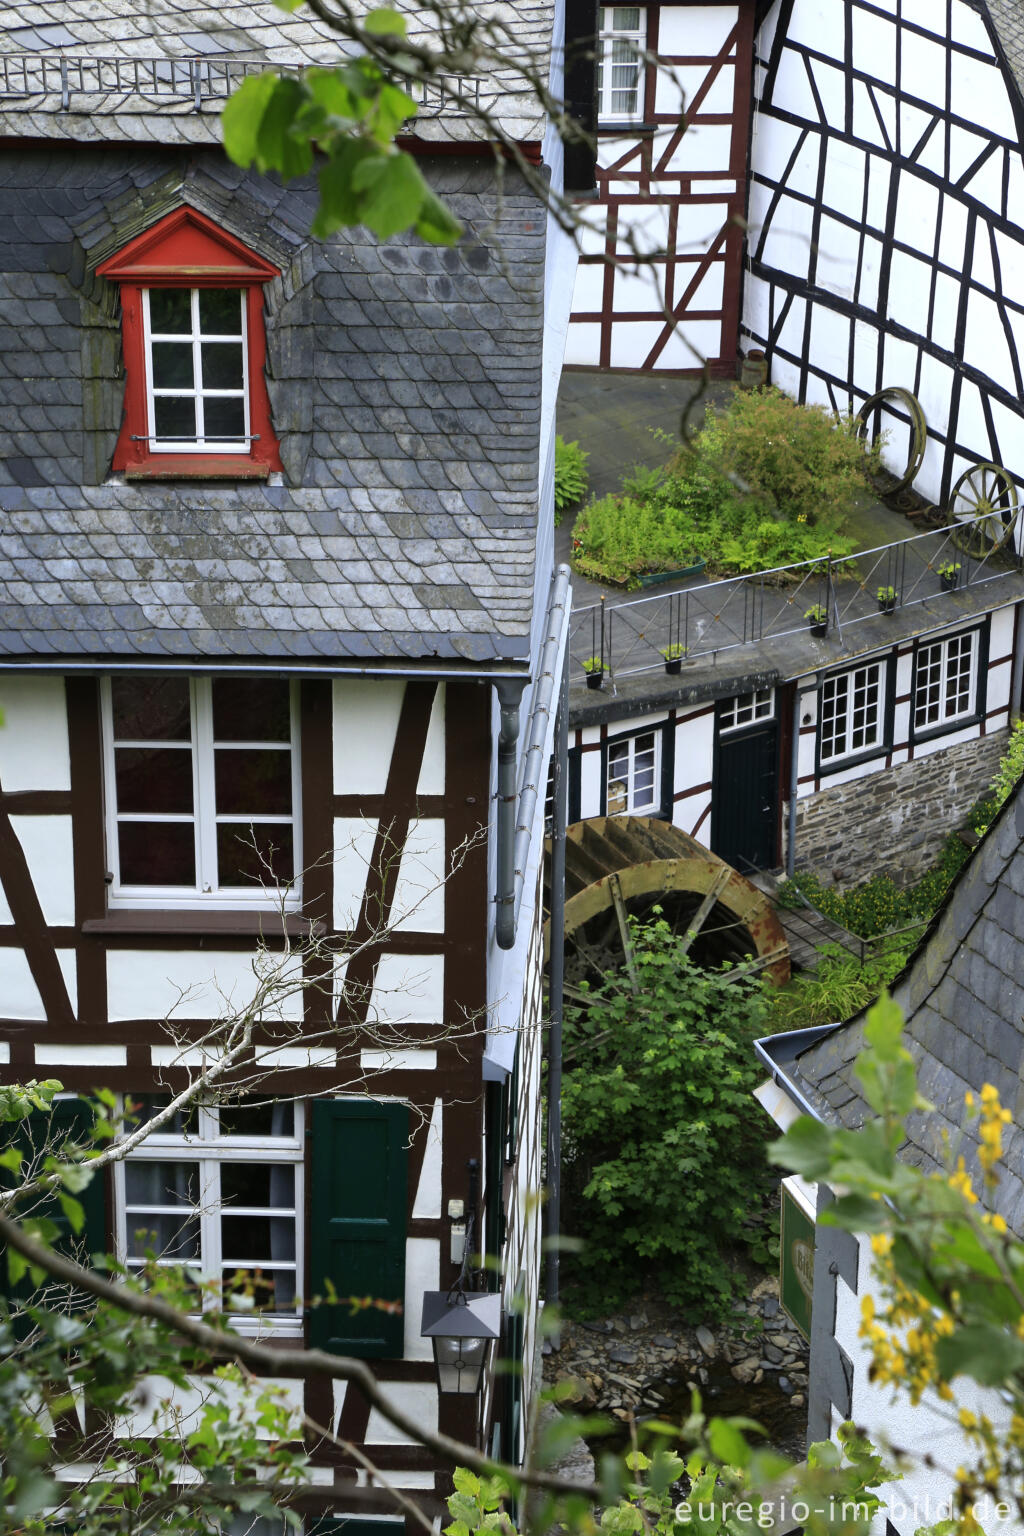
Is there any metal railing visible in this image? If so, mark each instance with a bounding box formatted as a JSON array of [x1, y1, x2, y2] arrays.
[[0, 52, 481, 115], [570, 513, 1023, 681]]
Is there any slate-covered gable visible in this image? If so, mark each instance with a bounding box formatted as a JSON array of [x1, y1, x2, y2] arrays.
[[0, 144, 545, 665], [791, 779, 1024, 1233]]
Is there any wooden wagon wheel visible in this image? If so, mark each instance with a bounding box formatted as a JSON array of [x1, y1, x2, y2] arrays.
[[854, 386, 928, 495], [946, 462, 1019, 558]]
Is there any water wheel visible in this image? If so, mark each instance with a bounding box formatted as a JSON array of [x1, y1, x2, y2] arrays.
[[946, 462, 1019, 557], [854, 386, 927, 496], [546, 816, 790, 990]]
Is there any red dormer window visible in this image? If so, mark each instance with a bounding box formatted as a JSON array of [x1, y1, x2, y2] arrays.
[[97, 207, 283, 479]]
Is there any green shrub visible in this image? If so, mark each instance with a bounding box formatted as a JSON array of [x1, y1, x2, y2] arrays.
[[554, 434, 589, 524], [570, 389, 869, 587], [766, 938, 914, 1032], [559, 916, 771, 1320]]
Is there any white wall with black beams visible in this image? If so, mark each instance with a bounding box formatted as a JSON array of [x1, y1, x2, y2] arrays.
[[742, 0, 1024, 508]]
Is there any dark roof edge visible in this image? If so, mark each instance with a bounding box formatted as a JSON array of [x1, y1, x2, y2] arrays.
[[0, 654, 531, 682], [754, 1024, 840, 1122]]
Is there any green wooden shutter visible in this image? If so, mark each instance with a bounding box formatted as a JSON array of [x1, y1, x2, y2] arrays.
[[309, 1100, 408, 1358], [0, 1099, 107, 1315]]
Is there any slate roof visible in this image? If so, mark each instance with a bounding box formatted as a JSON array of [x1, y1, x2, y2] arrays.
[[0, 0, 552, 146], [985, 0, 1024, 105], [0, 145, 546, 667], [788, 777, 1024, 1233]]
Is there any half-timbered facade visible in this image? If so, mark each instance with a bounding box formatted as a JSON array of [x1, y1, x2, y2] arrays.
[[566, 560, 1024, 886], [743, 0, 1024, 506], [0, 0, 574, 1525], [566, 0, 756, 372]]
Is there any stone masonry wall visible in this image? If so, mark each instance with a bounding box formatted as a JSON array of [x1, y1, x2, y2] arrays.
[[787, 731, 1010, 890]]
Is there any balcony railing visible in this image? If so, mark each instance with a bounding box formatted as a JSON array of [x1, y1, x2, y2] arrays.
[[570, 513, 1023, 683], [0, 52, 481, 115]]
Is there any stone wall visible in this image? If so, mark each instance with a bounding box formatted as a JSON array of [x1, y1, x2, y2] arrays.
[[787, 730, 1010, 890]]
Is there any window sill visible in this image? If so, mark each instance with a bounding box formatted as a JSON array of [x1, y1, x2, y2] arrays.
[[124, 455, 271, 481], [83, 911, 323, 937], [597, 120, 657, 134]]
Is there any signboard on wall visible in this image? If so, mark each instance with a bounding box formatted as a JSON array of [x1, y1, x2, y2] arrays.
[[779, 1178, 815, 1339]]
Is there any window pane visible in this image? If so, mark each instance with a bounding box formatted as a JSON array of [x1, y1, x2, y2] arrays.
[[223, 1266, 296, 1311], [212, 679, 291, 743], [149, 288, 192, 335], [111, 677, 191, 742], [221, 1163, 295, 1208], [218, 1102, 295, 1138], [216, 824, 294, 886], [125, 1160, 199, 1206], [115, 746, 193, 813], [151, 341, 195, 390], [198, 288, 244, 335], [130, 1094, 197, 1137], [201, 342, 244, 390], [214, 749, 292, 814], [222, 1215, 296, 1263], [153, 395, 197, 440], [203, 396, 246, 440], [118, 821, 196, 886], [612, 7, 640, 27], [126, 1212, 201, 1260]]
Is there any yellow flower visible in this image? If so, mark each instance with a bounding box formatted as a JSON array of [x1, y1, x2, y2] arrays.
[[871, 1233, 893, 1257]]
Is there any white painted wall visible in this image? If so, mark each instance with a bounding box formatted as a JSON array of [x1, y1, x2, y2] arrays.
[[0, 677, 70, 792]]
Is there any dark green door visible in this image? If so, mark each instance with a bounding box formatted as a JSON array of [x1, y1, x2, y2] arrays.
[[711, 721, 779, 872]]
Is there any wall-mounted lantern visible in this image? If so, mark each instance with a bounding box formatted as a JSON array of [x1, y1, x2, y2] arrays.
[[420, 1288, 502, 1396]]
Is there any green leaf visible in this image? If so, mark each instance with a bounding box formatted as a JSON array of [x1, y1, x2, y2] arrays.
[[222, 72, 280, 167], [935, 1323, 1024, 1385], [256, 77, 314, 178], [352, 151, 428, 239], [364, 8, 408, 36], [451, 1468, 480, 1498], [416, 184, 462, 245], [57, 1191, 85, 1234], [313, 140, 381, 237], [707, 1416, 751, 1468], [770, 1115, 833, 1179], [862, 992, 905, 1062]]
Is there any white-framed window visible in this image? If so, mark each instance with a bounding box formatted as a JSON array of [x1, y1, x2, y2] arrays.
[[913, 631, 977, 732], [719, 688, 774, 733], [101, 675, 301, 909], [143, 288, 250, 454], [606, 729, 659, 814], [115, 1097, 304, 1337], [597, 6, 646, 122], [820, 662, 885, 763]]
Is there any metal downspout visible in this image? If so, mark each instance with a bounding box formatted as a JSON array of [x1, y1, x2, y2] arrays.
[[495, 564, 572, 950], [786, 683, 803, 878], [544, 643, 569, 1334]]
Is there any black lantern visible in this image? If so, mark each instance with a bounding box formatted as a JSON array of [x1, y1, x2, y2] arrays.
[[420, 1289, 503, 1395]]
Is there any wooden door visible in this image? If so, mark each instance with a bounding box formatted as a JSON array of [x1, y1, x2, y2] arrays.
[[711, 717, 779, 871]]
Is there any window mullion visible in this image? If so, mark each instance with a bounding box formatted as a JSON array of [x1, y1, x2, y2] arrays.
[[200, 1154, 220, 1310], [191, 289, 205, 445], [194, 680, 217, 894]]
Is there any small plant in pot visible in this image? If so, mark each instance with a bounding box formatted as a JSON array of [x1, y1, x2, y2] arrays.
[[582, 655, 604, 689], [938, 560, 961, 591], [877, 584, 897, 615], [661, 641, 687, 675], [804, 603, 828, 637]]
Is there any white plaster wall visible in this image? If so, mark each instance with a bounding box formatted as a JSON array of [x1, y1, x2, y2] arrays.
[[0, 676, 70, 792], [365, 1383, 437, 1444], [0, 816, 75, 927], [106, 950, 303, 1024], [332, 679, 401, 793], [836, 1234, 1015, 1534], [0, 948, 76, 1020], [353, 951, 445, 1027], [673, 708, 715, 797], [403, 1236, 440, 1359]]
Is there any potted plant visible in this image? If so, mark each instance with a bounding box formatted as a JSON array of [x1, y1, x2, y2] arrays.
[[582, 656, 604, 690], [661, 641, 687, 675], [938, 560, 961, 591], [877, 585, 897, 615], [804, 604, 828, 638]]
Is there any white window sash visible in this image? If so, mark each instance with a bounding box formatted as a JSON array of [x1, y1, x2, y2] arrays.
[[101, 677, 302, 910], [597, 10, 646, 123], [719, 688, 775, 734], [607, 730, 660, 814], [142, 288, 250, 455], [914, 633, 977, 731], [820, 664, 884, 763], [115, 1103, 304, 1338]]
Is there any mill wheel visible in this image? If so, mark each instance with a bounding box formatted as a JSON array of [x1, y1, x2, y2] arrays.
[[854, 386, 927, 495], [946, 462, 1019, 558]]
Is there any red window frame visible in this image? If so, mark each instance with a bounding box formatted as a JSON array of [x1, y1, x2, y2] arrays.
[[96, 207, 283, 479]]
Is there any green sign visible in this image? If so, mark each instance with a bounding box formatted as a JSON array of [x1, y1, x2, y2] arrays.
[[779, 1183, 815, 1340]]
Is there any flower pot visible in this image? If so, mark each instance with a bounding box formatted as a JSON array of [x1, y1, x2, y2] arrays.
[[940, 573, 958, 592], [585, 670, 603, 690], [808, 620, 828, 638], [878, 598, 897, 615], [664, 657, 682, 675]]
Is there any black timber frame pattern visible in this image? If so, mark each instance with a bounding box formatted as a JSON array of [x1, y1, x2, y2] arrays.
[[741, 0, 1024, 507]]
